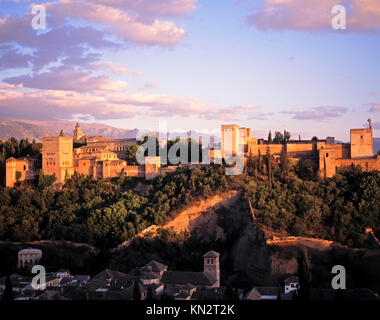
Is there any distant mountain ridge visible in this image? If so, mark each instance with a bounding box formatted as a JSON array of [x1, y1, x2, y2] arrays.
[[0, 119, 140, 141], [0, 119, 220, 146], [374, 138, 380, 154]]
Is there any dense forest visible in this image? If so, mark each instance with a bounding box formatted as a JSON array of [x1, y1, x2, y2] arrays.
[[243, 153, 380, 248], [0, 165, 228, 248]]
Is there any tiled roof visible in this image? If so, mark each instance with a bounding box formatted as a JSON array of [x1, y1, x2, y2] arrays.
[[140, 260, 168, 273], [203, 251, 220, 258], [162, 271, 214, 286], [284, 276, 299, 285], [245, 287, 283, 300]]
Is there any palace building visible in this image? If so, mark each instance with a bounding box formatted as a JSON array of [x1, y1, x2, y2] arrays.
[[5, 123, 162, 187]]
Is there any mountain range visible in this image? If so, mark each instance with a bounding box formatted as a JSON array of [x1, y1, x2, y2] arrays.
[[0, 119, 219, 145]]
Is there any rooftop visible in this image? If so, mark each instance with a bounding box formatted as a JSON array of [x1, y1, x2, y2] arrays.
[[162, 271, 214, 286], [203, 251, 220, 258]]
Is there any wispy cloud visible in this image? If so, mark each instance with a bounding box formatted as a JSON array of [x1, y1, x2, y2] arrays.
[[4, 67, 129, 92], [246, 0, 380, 33], [281, 106, 348, 120], [364, 102, 380, 112]]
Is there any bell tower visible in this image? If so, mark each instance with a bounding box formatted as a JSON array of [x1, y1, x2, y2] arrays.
[[203, 251, 220, 288], [73, 122, 83, 142]]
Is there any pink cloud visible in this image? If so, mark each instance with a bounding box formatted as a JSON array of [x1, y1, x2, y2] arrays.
[[45, 0, 188, 46], [93, 0, 199, 18], [364, 102, 380, 112], [4, 67, 129, 92], [246, 0, 380, 32], [92, 61, 145, 76], [282, 106, 347, 120], [138, 82, 161, 91]]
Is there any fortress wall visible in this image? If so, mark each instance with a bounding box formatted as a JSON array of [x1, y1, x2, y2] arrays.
[[335, 156, 380, 172], [286, 143, 316, 159], [257, 144, 284, 155], [125, 166, 145, 177], [332, 144, 350, 159]]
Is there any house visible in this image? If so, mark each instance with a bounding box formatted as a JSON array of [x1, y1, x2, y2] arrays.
[[284, 276, 299, 295], [244, 287, 282, 300], [17, 248, 42, 269]]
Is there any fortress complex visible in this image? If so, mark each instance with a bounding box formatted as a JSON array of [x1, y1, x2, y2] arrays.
[[5, 121, 379, 187], [221, 119, 379, 178], [6, 123, 164, 187]]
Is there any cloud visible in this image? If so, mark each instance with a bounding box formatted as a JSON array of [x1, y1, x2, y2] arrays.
[[45, 0, 188, 46], [0, 0, 197, 73], [0, 87, 272, 122], [281, 106, 348, 120], [209, 104, 273, 121], [0, 89, 215, 120], [4, 67, 129, 92], [91, 61, 145, 76], [246, 0, 380, 32], [364, 102, 380, 112], [371, 122, 380, 129], [0, 46, 32, 71], [138, 83, 161, 91], [92, 0, 199, 18]]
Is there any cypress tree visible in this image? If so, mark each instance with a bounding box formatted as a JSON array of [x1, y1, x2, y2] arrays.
[[297, 248, 311, 301], [2, 276, 14, 301], [133, 279, 141, 300]]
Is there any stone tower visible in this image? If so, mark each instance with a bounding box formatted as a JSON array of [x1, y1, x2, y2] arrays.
[[73, 122, 83, 142], [42, 134, 73, 184], [203, 251, 220, 288], [350, 120, 373, 158]]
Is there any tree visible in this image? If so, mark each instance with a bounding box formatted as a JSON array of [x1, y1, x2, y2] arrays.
[[224, 285, 234, 300], [268, 131, 272, 144], [125, 145, 140, 165], [59, 130, 65, 136], [297, 248, 311, 300], [2, 276, 14, 301], [273, 131, 284, 144], [146, 286, 154, 301], [15, 171, 22, 182], [266, 147, 272, 188], [311, 136, 318, 142], [280, 149, 290, 179], [38, 169, 57, 189], [133, 279, 141, 300], [284, 131, 291, 142]]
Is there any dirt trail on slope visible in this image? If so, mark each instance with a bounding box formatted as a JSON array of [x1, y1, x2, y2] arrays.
[[114, 191, 239, 250]]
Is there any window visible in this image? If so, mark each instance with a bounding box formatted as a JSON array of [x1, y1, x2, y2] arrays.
[[326, 153, 329, 158], [23, 165, 26, 171]]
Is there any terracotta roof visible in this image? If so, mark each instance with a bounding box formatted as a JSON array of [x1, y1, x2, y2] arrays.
[[162, 271, 214, 286]]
